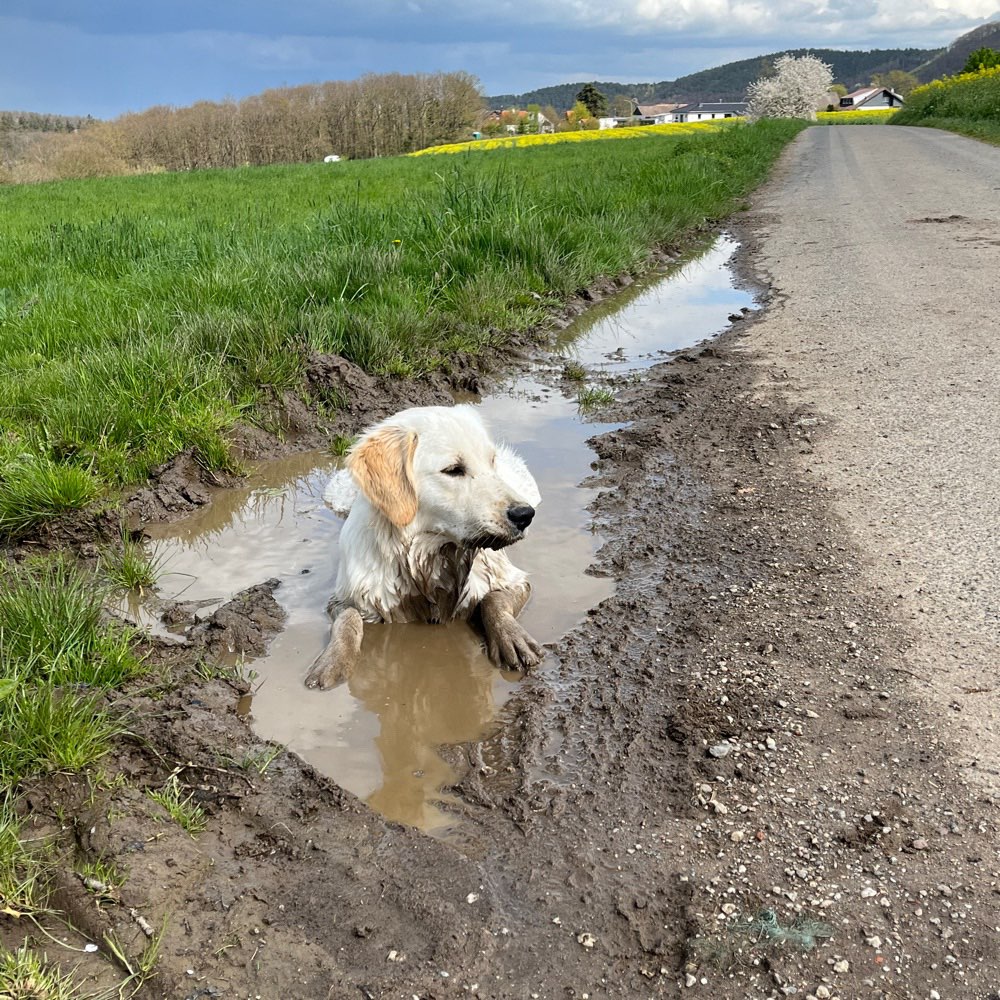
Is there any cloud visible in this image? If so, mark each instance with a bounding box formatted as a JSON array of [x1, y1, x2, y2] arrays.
[[2, 2, 997, 117]]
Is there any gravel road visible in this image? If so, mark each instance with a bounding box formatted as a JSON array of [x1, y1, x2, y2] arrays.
[[741, 124, 1000, 783]]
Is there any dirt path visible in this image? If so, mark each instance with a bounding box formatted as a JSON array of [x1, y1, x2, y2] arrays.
[[22, 126, 1000, 1000], [741, 124, 1000, 786]]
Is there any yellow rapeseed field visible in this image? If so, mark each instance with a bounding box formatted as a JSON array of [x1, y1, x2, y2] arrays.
[[410, 120, 735, 156], [814, 107, 897, 124]]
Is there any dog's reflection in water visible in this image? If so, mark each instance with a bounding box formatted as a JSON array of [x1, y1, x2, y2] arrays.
[[347, 621, 500, 830]]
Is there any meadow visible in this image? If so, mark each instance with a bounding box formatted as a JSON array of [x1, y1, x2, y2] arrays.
[[0, 119, 805, 538], [891, 65, 1000, 144]]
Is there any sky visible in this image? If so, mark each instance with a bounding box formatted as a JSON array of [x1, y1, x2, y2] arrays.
[[2, 1, 998, 118]]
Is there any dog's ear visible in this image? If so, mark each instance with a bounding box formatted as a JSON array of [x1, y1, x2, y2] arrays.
[[348, 425, 418, 527]]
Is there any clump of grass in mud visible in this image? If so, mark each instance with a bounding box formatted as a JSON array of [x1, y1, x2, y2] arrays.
[[0, 119, 806, 534], [688, 907, 833, 971], [237, 744, 284, 776], [0, 944, 87, 1000], [0, 556, 140, 788], [576, 386, 615, 412], [0, 806, 53, 919], [101, 532, 162, 593], [146, 775, 207, 836], [562, 359, 588, 382], [77, 857, 126, 906], [0, 452, 101, 539], [329, 433, 356, 457], [104, 922, 165, 994]]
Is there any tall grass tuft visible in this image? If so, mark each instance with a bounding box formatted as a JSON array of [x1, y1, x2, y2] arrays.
[[0, 557, 140, 788], [0, 453, 101, 538]]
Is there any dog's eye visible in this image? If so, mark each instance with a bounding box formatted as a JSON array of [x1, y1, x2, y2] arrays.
[[441, 463, 466, 477]]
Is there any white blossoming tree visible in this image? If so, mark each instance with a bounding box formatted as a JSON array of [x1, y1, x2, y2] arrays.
[[746, 54, 834, 122]]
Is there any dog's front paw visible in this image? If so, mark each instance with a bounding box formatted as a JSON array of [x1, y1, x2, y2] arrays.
[[487, 617, 544, 671], [304, 654, 346, 690], [305, 608, 363, 690]]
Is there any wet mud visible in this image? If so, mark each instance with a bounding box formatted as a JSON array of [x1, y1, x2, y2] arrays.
[[14, 231, 1000, 999]]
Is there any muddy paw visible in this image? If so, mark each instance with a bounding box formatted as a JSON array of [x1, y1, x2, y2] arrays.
[[487, 618, 544, 672], [305, 607, 363, 690]]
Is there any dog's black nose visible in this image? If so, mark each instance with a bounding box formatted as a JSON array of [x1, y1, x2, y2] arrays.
[[507, 504, 535, 531]]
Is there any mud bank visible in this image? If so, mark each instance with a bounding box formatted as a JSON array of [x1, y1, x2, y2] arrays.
[[13, 230, 1000, 999]]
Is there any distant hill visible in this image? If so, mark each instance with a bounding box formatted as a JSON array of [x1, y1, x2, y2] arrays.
[[913, 18, 1000, 80], [489, 47, 940, 109]]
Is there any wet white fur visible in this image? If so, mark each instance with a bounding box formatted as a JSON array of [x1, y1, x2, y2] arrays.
[[327, 405, 539, 624]]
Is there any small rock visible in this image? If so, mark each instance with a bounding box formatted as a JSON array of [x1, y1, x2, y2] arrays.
[[816, 987, 831, 999], [765, 737, 778, 750], [912, 838, 929, 850], [833, 959, 849, 973], [860, 887, 877, 898], [730, 830, 745, 843], [685, 973, 697, 987], [577, 932, 596, 949], [865, 935, 882, 949], [709, 742, 733, 758], [466, 893, 480, 904]]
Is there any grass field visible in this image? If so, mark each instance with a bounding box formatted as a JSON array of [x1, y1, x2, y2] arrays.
[[0, 119, 806, 538], [891, 66, 1000, 145]]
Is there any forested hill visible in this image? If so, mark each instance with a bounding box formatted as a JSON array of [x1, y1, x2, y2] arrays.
[[489, 46, 939, 108], [912, 19, 1000, 80], [0, 110, 93, 132]]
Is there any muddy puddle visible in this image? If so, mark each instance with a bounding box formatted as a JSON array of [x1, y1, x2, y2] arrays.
[[140, 236, 750, 832]]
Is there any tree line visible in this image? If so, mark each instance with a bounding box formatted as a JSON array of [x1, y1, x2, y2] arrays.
[[0, 71, 483, 184]]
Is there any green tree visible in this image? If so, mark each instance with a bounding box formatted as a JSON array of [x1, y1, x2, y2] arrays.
[[871, 69, 919, 97], [961, 47, 1000, 74], [565, 100, 598, 130], [575, 83, 608, 118], [830, 83, 848, 97]]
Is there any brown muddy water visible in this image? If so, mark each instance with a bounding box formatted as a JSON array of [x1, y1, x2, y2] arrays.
[[139, 236, 749, 832]]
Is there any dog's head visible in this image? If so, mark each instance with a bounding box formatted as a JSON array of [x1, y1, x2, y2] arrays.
[[348, 405, 538, 549]]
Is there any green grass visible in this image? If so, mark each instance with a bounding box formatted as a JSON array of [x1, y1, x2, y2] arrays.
[[0, 805, 52, 917], [0, 943, 88, 1000], [0, 119, 806, 533], [891, 66, 1000, 145], [146, 775, 207, 835], [101, 533, 162, 593], [576, 386, 616, 411], [0, 557, 140, 788]]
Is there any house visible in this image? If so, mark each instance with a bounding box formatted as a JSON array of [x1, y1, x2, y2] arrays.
[[837, 87, 905, 110], [481, 108, 554, 134], [671, 101, 748, 122], [597, 100, 684, 129]]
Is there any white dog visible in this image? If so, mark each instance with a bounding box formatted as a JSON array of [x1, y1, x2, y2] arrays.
[[305, 405, 543, 689]]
